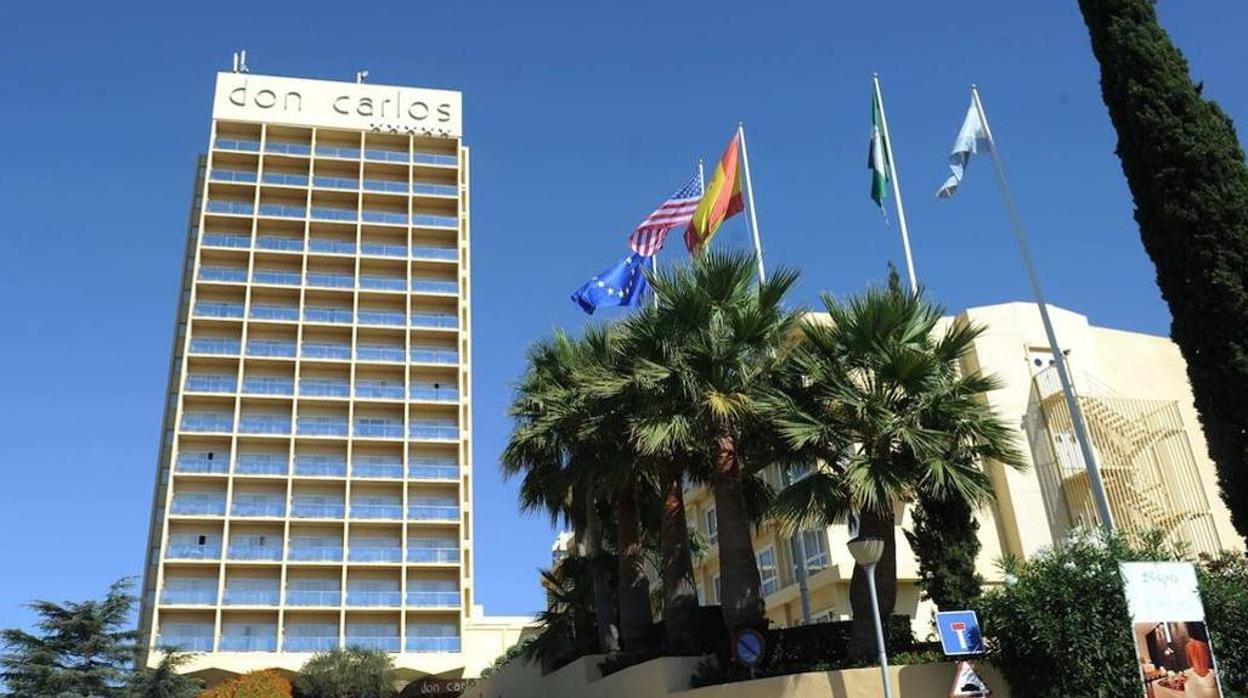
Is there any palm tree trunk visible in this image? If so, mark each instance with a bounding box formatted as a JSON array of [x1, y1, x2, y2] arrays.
[[583, 490, 619, 653], [711, 431, 766, 632], [849, 506, 898, 659], [615, 479, 651, 650], [659, 458, 699, 653]]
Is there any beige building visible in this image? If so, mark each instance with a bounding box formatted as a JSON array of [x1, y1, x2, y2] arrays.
[[681, 301, 1242, 632], [137, 70, 530, 682]]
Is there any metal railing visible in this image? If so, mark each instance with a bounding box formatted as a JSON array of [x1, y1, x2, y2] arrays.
[[304, 307, 353, 324], [313, 175, 358, 190], [315, 145, 361, 159], [300, 378, 350, 397], [231, 499, 286, 517], [309, 239, 356, 255], [359, 275, 407, 291], [348, 547, 402, 563], [180, 414, 233, 433], [161, 589, 218, 605], [185, 375, 236, 393], [242, 377, 294, 396], [297, 418, 349, 437], [358, 310, 406, 326], [410, 347, 458, 364], [214, 138, 260, 152], [238, 416, 291, 435], [346, 591, 402, 607], [210, 169, 257, 183], [259, 203, 306, 218], [413, 152, 458, 166], [302, 342, 352, 360], [408, 505, 460, 521], [176, 454, 229, 474], [357, 345, 405, 362], [355, 381, 405, 399], [228, 545, 283, 561], [361, 242, 407, 258], [190, 337, 241, 355], [363, 179, 408, 193], [407, 592, 460, 607], [194, 301, 244, 319], [407, 637, 461, 653], [247, 339, 297, 358], [265, 141, 311, 155], [288, 546, 343, 562], [350, 503, 403, 519], [262, 172, 309, 187], [306, 272, 354, 288], [311, 206, 358, 222], [291, 503, 345, 519], [206, 200, 254, 216], [252, 269, 301, 285], [409, 423, 459, 440], [223, 589, 280, 605], [411, 279, 458, 294], [407, 548, 459, 564], [408, 463, 457, 480], [166, 544, 221, 559], [235, 454, 288, 475], [219, 636, 277, 652], [170, 496, 227, 516], [257, 235, 304, 251], [411, 245, 457, 261], [250, 304, 299, 321], [285, 591, 341, 606], [202, 232, 251, 248], [412, 214, 458, 228], [354, 459, 403, 478], [413, 182, 457, 196]]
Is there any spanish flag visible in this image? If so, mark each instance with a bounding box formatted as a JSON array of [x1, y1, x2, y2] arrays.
[[684, 131, 745, 253]]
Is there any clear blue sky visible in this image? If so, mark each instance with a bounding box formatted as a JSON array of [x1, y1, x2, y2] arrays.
[[2, 0, 1247, 630]]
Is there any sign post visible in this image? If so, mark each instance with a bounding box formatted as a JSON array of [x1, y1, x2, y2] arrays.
[[935, 611, 991, 697], [731, 628, 766, 679]]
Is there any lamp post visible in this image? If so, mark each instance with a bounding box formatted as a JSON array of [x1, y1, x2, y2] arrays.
[[848, 535, 893, 698]]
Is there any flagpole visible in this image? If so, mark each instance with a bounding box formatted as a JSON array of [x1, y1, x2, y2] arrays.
[[736, 122, 767, 283], [872, 73, 918, 294], [970, 85, 1115, 532]]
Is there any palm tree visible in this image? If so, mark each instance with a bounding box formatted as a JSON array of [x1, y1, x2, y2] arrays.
[[611, 251, 804, 635], [768, 281, 1024, 658]]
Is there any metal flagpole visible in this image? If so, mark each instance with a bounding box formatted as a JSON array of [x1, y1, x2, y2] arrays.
[[736, 122, 767, 283], [872, 73, 919, 294], [970, 85, 1115, 531]]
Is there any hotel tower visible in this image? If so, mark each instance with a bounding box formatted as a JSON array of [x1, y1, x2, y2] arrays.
[[138, 71, 528, 681]]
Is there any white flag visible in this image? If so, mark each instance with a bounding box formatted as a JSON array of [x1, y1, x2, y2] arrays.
[[937, 101, 992, 198]]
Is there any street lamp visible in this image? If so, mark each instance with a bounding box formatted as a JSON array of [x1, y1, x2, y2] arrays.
[[848, 535, 893, 698]]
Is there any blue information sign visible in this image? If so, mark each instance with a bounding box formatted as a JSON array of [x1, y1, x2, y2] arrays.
[[936, 610, 984, 656]]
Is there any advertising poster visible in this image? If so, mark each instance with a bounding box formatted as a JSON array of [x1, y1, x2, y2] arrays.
[[1121, 562, 1223, 698]]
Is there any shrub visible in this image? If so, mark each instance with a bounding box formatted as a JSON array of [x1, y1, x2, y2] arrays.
[[1199, 551, 1248, 695], [198, 670, 292, 698], [293, 647, 395, 698]]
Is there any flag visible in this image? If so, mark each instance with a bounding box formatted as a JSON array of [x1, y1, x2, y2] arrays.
[[628, 173, 704, 256], [936, 101, 992, 198], [571, 253, 651, 315], [684, 132, 745, 253], [869, 91, 890, 209]]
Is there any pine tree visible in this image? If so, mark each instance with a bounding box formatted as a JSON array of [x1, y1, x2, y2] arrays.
[[905, 492, 984, 612], [0, 578, 138, 697], [1077, 0, 1248, 538]]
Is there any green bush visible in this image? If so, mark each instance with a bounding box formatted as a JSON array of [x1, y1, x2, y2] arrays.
[[1199, 551, 1248, 694], [293, 647, 395, 698]]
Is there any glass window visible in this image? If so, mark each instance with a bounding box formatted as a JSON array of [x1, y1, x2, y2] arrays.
[[757, 546, 779, 597], [705, 507, 718, 544]]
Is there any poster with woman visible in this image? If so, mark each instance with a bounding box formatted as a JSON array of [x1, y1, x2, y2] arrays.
[[1121, 562, 1223, 698]]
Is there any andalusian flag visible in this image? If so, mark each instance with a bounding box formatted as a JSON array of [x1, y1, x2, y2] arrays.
[[869, 92, 890, 210], [684, 132, 744, 253]]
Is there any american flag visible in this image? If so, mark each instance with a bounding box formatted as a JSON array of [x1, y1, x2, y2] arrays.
[[627, 173, 705, 256]]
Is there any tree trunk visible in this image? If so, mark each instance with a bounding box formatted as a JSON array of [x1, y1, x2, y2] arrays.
[[711, 431, 766, 633], [583, 490, 619, 653], [849, 506, 898, 660], [616, 479, 651, 650], [659, 459, 699, 654]]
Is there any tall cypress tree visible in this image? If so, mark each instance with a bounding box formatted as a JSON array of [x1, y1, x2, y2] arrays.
[[1078, 0, 1248, 539]]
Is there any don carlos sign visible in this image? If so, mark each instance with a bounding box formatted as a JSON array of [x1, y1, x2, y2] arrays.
[[398, 678, 470, 697], [213, 72, 462, 137]]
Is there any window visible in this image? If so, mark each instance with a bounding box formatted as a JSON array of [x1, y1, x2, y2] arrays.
[[790, 529, 830, 577], [705, 507, 718, 545], [757, 546, 779, 597]]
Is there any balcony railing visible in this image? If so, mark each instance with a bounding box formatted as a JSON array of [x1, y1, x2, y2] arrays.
[[354, 421, 404, 439], [223, 589, 280, 606], [300, 378, 350, 397], [167, 544, 222, 559], [259, 203, 306, 219], [410, 347, 458, 364], [286, 590, 341, 607], [362, 210, 408, 225], [315, 145, 361, 159], [250, 304, 299, 322], [309, 239, 356, 255], [194, 301, 244, 319], [202, 231, 251, 248], [285, 636, 338, 652], [355, 381, 405, 400], [407, 636, 461, 653], [158, 635, 214, 651], [361, 242, 407, 258], [235, 454, 288, 475], [252, 269, 301, 286], [231, 499, 286, 517], [265, 141, 311, 156], [348, 547, 402, 563], [412, 214, 458, 228], [311, 206, 357, 222], [242, 377, 295, 396], [411, 245, 458, 261], [354, 459, 403, 479], [261, 172, 309, 187], [161, 589, 218, 605], [206, 200, 254, 216], [408, 505, 460, 521], [288, 546, 343, 562], [363, 179, 407, 193], [364, 147, 409, 163], [358, 310, 406, 326], [257, 235, 304, 251], [210, 169, 257, 184], [347, 637, 401, 652], [302, 342, 352, 360], [190, 337, 241, 355], [304, 307, 353, 324], [313, 175, 358, 190], [170, 496, 227, 516], [357, 345, 405, 362], [411, 385, 458, 402], [408, 548, 459, 564], [407, 591, 460, 607], [180, 414, 233, 433], [350, 503, 403, 519], [214, 137, 260, 152], [185, 375, 236, 393], [297, 418, 349, 437], [359, 275, 407, 291], [412, 279, 458, 294], [247, 339, 297, 358], [413, 182, 457, 197], [409, 462, 457, 480], [409, 423, 459, 440], [176, 454, 229, 474], [290, 503, 345, 519], [413, 152, 458, 167], [306, 272, 355, 288], [238, 416, 291, 435], [294, 456, 347, 477], [346, 591, 401, 607], [410, 312, 458, 329], [199, 266, 248, 283], [228, 545, 283, 561], [219, 636, 278, 652]]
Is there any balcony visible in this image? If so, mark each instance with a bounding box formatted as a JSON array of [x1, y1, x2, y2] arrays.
[[294, 455, 347, 477], [407, 636, 461, 653], [302, 342, 352, 360], [346, 591, 401, 607], [176, 452, 229, 474], [411, 245, 457, 262], [309, 239, 356, 255], [364, 147, 408, 163], [408, 503, 459, 521], [235, 453, 288, 476], [311, 206, 357, 222], [350, 503, 403, 520], [223, 588, 280, 606], [348, 547, 402, 563], [265, 140, 311, 156], [409, 460, 457, 480], [206, 200, 254, 216], [185, 374, 236, 394], [315, 144, 361, 159], [214, 137, 260, 152], [304, 307, 353, 325], [257, 235, 304, 252], [252, 269, 301, 286], [410, 347, 458, 365], [161, 588, 218, 605], [167, 543, 222, 560], [363, 178, 408, 194], [412, 214, 458, 229], [203, 231, 251, 249], [410, 384, 458, 403], [361, 210, 407, 226], [261, 172, 309, 187], [231, 497, 286, 518], [290, 502, 345, 519], [242, 376, 295, 396], [411, 279, 458, 294], [297, 416, 349, 437], [407, 548, 459, 564], [306, 271, 354, 289], [313, 175, 358, 190], [238, 415, 291, 436], [357, 344, 405, 363], [250, 304, 299, 322], [288, 546, 343, 562], [158, 634, 214, 652], [210, 169, 257, 184], [180, 413, 233, 433], [190, 337, 241, 355], [359, 275, 407, 291], [358, 310, 406, 327], [354, 457, 403, 479], [199, 266, 248, 284], [286, 590, 341, 607], [354, 419, 404, 439], [409, 422, 459, 441], [247, 339, 297, 358], [170, 495, 227, 516], [410, 312, 458, 330], [300, 378, 350, 398], [407, 591, 460, 608], [360, 241, 407, 258], [229, 545, 283, 561], [413, 152, 457, 167], [347, 637, 401, 652], [356, 380, 405, 400], [285, 636, 339, 652], [413, 182, 457, 197], [258, 203, 306, 219], [219, 635, 278, 652], [194, 301, 244, 319]]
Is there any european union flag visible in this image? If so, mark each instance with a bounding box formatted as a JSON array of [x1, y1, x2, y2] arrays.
[[571, 253, 651, 315]]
